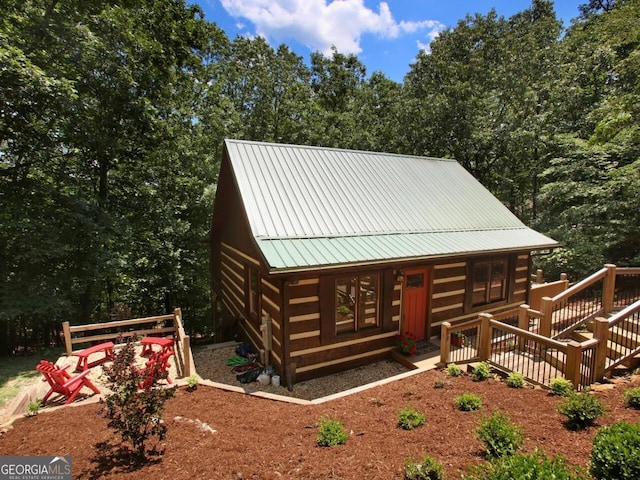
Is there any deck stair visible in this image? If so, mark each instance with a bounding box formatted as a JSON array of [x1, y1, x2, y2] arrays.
[[441, 264, 640, 390]]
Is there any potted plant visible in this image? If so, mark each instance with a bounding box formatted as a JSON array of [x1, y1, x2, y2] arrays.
[[451, 331, 467, 347], [395, 332, 418, 356]]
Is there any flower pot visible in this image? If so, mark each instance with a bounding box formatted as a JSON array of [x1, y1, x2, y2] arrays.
[[451, 334, 465, 347]]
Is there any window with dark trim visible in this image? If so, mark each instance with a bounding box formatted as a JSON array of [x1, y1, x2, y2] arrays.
[[247, 266, 260, 319], [335, 274, 380, 334], [471, 258, 507, 306]]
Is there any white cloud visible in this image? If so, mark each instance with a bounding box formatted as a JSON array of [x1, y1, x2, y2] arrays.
[[219, 0, 444, 55]]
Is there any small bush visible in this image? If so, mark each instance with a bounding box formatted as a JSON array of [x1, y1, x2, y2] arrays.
[[404, 454, 444, 480], [446, 363, 462, 377], [505, 372, 524, 389], [476, 411, 523, 459], [24, 398, 41, 417], [398, 406, 426, 430], [550, 377, 574, 397], [472, 362, 492, 382], [186, 375, 198, 391], [558, 391, 605, 430], [103, 340, 176, 457], [590, 420, 640, 480], [455, 393, 482, 411], [623, 386, 640, 409], [316, 416, 348, 447], [464, 449, 587, 480]]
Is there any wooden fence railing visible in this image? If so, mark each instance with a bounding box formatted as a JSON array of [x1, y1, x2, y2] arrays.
[[441, 312, 597, 389], [62, 307, 195, 378], [440, 264, 640, 389]]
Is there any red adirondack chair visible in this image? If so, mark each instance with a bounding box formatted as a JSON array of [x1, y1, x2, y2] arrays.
[[136, 350, 173, 390], [36, 360, 101, 406]]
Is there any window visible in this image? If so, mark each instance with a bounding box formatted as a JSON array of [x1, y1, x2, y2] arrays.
[[406, 273, 424, 289], [471, 258, 507, 306], [248, 267, 260, 318], [335, 274, 380, 334]]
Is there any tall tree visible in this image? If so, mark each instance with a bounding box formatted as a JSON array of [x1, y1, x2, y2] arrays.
[[535, 0, 640, 278], [0, 0, 221, 351]]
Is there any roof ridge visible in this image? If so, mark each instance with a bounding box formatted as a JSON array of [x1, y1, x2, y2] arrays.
[[224, 138, 458, 163], [255, 226, 531, 241]]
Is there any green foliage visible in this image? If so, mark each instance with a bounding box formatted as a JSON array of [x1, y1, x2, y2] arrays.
[[24, 398, 41, 417], [550, 378, 575, 397], [103, 341, 176, 456], [397, 406, 426, 430], [472, 362, 492, 382], [316, 416, 348, 447], [2, 0, 639, 357], [455, 393, 482, 411], [505, 372, 525, 388], [464, 449, 587, 480], [446, 363, 463, 377], [476, 411, 524, 459], [186, 375, 198, 390], [623, 386, 640, 409], [558, 391, 605, 430], [404, 454, 444, 480], [590, 421, 640, 480]]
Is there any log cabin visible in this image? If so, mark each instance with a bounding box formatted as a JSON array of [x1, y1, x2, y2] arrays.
[[209, 139, 559, 385]]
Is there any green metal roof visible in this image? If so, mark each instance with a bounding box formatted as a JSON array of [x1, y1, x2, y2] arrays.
[[224, 139, 559, 272]]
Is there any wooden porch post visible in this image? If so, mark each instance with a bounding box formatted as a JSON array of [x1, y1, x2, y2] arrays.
[[478, 313, 492, 361], [517, 305, 530, 351], [602, 264, 617, 315], [564, 340, 583, 390], [440, 322, 452, 364], [540, 297, 553, 337], [62, 321, 72, 356], [592, 317, 610, 382]]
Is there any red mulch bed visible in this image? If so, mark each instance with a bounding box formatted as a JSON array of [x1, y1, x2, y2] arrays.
[[1, 369, 639, 479]]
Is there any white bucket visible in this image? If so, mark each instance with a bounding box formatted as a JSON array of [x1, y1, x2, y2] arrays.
[[271, 375, 280, 387], [258, 372, 271, 385]]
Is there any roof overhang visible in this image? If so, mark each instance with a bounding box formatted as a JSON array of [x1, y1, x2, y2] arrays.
[[256, 227, 560, 274]]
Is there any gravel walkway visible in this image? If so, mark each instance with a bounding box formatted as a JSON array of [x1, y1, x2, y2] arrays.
[[192, 343, 410, 401]]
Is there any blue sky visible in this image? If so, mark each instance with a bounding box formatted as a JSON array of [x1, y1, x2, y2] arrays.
[[196, 1, 584, 82]]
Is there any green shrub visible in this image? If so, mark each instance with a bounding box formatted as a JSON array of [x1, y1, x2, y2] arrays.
[[404, 454, 444, 480], [623, 386, 640, 409], [590, 421, 640, 480], [472, 362, 492, 382], [558, 391, 605, 430], [24, 398, 41, 417], [464, 449, 587, 480], [446, 363, 462, 377], [476, 411, 523, 459], [550, 377, 574, 397], [398, 406, 426, 430], [505, 372, 524, 388], [455, 393, 482, 411], [316, 416, 348, 447], [103, 340, 177, 457], [186, 375, 198, 391]]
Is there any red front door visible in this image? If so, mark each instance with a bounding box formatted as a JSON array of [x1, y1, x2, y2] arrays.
[[402, 268, 429, 340]]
